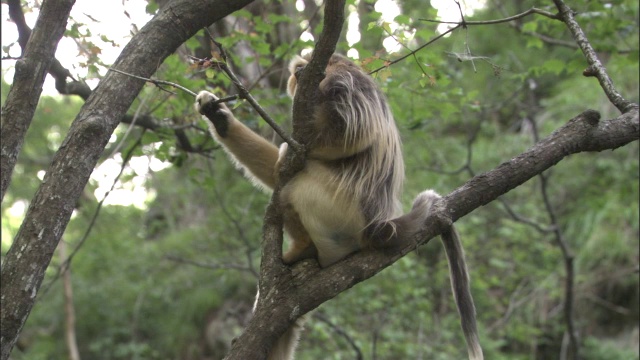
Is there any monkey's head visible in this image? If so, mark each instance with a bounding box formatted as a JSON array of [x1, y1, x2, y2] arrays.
[[286, 54, 363, 98]]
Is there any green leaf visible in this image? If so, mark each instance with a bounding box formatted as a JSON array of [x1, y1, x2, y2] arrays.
[[542, 58, 566, 75], [522, 21, 538, 33], [394, 14, 411, 25], [526, 37, 544, 49], [141, 132, 161, 146]]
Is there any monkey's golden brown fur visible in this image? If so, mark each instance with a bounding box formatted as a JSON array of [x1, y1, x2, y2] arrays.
[[195, 54, 483, 360]]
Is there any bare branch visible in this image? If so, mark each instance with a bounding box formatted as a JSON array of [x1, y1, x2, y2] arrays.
[[528, 116, 579, 360], [314, 312, 363, 360], [38, 132, 146, 300], [164, 255, 256, 274], [108, 67, 197, 97], [552, 0, 637, 113], [420, 7, 561, 25]]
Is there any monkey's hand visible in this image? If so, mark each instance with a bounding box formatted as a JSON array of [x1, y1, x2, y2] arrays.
[[195, 91, 232, 138]]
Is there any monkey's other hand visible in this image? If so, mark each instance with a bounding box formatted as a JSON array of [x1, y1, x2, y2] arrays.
[[195, 90, 232, 138]]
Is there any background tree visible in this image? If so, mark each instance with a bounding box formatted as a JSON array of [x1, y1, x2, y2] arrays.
[[1, 0, 638, 359]]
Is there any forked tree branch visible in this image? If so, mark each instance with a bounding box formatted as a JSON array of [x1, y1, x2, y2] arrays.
[[223, 1, 347, 359]]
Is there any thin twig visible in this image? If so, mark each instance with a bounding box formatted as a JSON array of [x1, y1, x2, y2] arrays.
[[314, 312, 363, 360], [419, 7, 561, 25], [108, 67, 241, 108], [205, 159, 259, 278], [108, 67, 196, 97], [164, 254, 255, 274], [529, 114, 579, 360], [369, 24, 462, 75]]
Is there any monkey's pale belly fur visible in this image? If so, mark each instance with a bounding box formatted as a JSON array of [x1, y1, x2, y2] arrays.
[[280, 161, 365, 267]]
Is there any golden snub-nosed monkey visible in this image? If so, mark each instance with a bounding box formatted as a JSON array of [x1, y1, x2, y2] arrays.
[[195, 53, 483, 360]]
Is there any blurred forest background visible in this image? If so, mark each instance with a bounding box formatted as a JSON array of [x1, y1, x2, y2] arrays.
[[1, 0, 638, 359]]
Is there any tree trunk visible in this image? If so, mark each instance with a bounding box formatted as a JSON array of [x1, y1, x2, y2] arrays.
[[0, 0, 76, 201], [0, 1, 254, 359]]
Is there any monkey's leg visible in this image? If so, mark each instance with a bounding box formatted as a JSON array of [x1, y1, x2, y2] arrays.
[[282, 206, 316, 264]]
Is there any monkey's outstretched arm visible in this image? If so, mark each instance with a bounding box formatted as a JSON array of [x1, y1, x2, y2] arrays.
[[195, 91, 280, 190]]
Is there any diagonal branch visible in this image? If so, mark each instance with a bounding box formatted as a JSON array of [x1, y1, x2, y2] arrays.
[[420, 7, 561, 25], [195, 34, 300, 150]]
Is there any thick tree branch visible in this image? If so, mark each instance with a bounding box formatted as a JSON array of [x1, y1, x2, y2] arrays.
[[262, 0, 347, 285], [0, 0, 76, 203], [0, 1, 254, 358], [223, 1, 347, 359], [6, 0, 92, 99]]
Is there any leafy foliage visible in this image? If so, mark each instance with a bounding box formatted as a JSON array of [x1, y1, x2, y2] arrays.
[[1, 0, 637, 359]]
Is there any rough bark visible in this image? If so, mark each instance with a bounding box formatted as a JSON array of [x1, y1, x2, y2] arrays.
[[0, 0, 76, 202], [0, 1, 253, 359]]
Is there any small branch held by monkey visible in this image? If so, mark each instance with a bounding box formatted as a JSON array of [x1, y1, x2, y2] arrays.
[[199, 30, 301, 152], [108, 67, 197, 97]]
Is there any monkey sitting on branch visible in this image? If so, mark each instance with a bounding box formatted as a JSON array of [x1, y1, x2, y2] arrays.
[[195, 53, 484, 360]]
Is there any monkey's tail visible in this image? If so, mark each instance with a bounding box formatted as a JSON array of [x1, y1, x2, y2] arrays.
[[267, 315, 307, 360], [441, 227, 484, 360], [367, 190, 484, 360]]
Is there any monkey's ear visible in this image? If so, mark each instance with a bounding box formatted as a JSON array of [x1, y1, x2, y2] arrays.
[[288, 55, 307, 75]]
